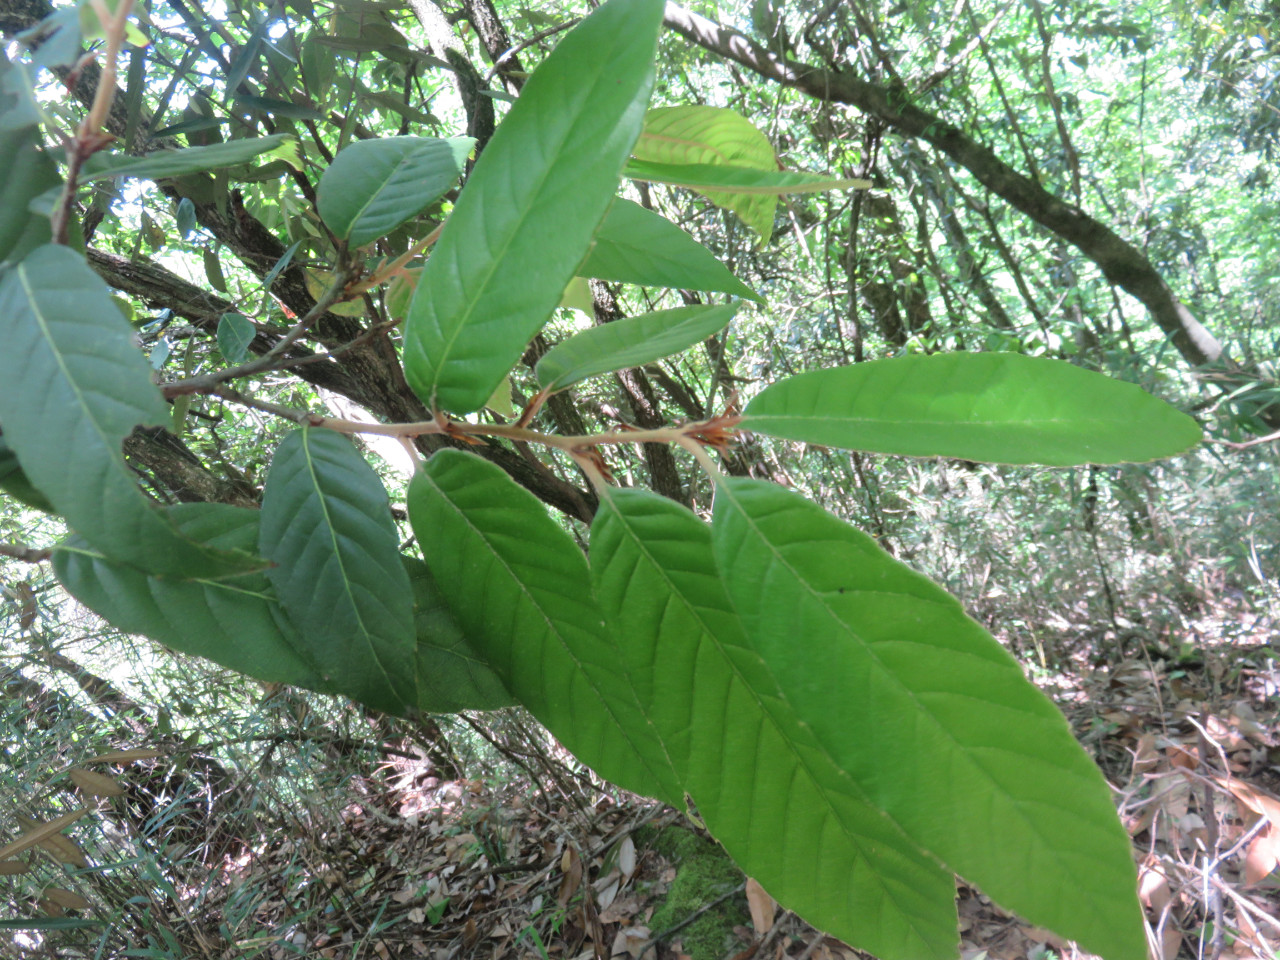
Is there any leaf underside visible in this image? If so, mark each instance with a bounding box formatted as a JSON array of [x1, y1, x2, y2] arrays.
[[259, 427, 417, 714], [407, 449, 682, 805], [742, 352, 1203, 465], [710, 477, 1146, 960], [0, 245, 258, 577], [589, 489, 960, 960], [53, 503, 324, 687]]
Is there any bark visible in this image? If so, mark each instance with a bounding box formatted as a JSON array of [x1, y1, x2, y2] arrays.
[[460, 0, 526, 92], [406, 0, 496, 149], [661, 2, 1273, 422]]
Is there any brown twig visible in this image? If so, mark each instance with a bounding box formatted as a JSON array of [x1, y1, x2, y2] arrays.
[[0, 542, 53, 563]]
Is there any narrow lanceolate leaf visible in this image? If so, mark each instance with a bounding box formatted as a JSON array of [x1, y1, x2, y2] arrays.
[[711, 477, 1146, 960], [0, 431, 54, 512], [0, 245, 259, 577], [317, 136, 474, 248], [78, 135, 298, 183], [259, 428, 416, 714], [741, 353, 1203, 465], [536, 303, 739, 393], [105, 135, 298, 180], [404, 556, 515, 712], [623, 160, 870, 196], [633, 105, 780, 242], [53, 504, 324, 688], [402, 0, 666, 414], [590, 490, 960, 960], [581, 198, 762, 302], [407, 449, 682, 804]]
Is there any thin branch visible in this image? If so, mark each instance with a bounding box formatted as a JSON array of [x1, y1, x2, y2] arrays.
[[0, 542, 53, 563]]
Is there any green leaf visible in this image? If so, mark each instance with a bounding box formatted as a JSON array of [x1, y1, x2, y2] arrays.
[[231, 94, 325, 121], [0, 55, 59, 266], [581, 198, 762, 302], [0, 918, 102, 931], [53, 503, 325, 688], [623, 159, 870, 196], [0, 131, 58, 268], [175, 196, 197, 239], [406, 449, 681, 803], [535, 303, 739, 392], [216, 312, 255, 363], [741, 353, 1203, 465], [0, 245, 260, 577], [633, 105, 780, 242], [78, 135, 297, 184], [259, 427, 417, 714], [404, 557, 515, 712], [0, 430, 54, 512], [402, 0, 666, 414], [711, 477, 1146, 960], [590, 489, 960, 960], [203, 247, 228, 293], [317, 136, 473, 248]]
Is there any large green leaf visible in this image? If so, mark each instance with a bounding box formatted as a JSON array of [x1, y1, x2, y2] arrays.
[[711, 477, 1146, 960], [535, 303, 739, 392], [404, 556, 515, 712], [623, 159, 869, 196], [0, 245, 259, 577], [632, 105, 779, 242], [259, 427, 417, 715], [0, 431, 54, 512], [589, 489, 960, 960], [401, 0, 665, 414], [741, 352, 1203, 465], [78, 135, 300, 183], [53, 504, 324, 688], [317, 136, 474, 248], [581, 198, 762, 302], [406, 449, 682, 803]]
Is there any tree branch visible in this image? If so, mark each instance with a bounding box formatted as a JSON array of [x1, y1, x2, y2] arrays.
[[661, 3, 1246, 386]]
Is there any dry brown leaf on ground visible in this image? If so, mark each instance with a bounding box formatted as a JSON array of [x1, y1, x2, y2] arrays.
[[745, 877, 776, 934]]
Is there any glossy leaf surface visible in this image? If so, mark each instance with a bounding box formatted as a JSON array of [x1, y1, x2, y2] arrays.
[[742, 352, 1203, 465], [0, 245, 258, 577], [404, 557, 515, 712], [536, 302, 738, 392], [259, 428, 416, 714], [317, 136, 473, 247], [407, 450, 681, 803], [632, 105, 779, 241], [711, 477, 1146, 960], [590, 489, 960, 960], [581, 198, 762, 302], [402, 0, 665, 414], [53, 504, 324, 688]]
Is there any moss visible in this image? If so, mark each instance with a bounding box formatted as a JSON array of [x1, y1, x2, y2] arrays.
[[640, 825, 747, 960]]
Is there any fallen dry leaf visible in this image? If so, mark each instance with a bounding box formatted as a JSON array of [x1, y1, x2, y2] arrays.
[[745, 877, 776, 935]]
